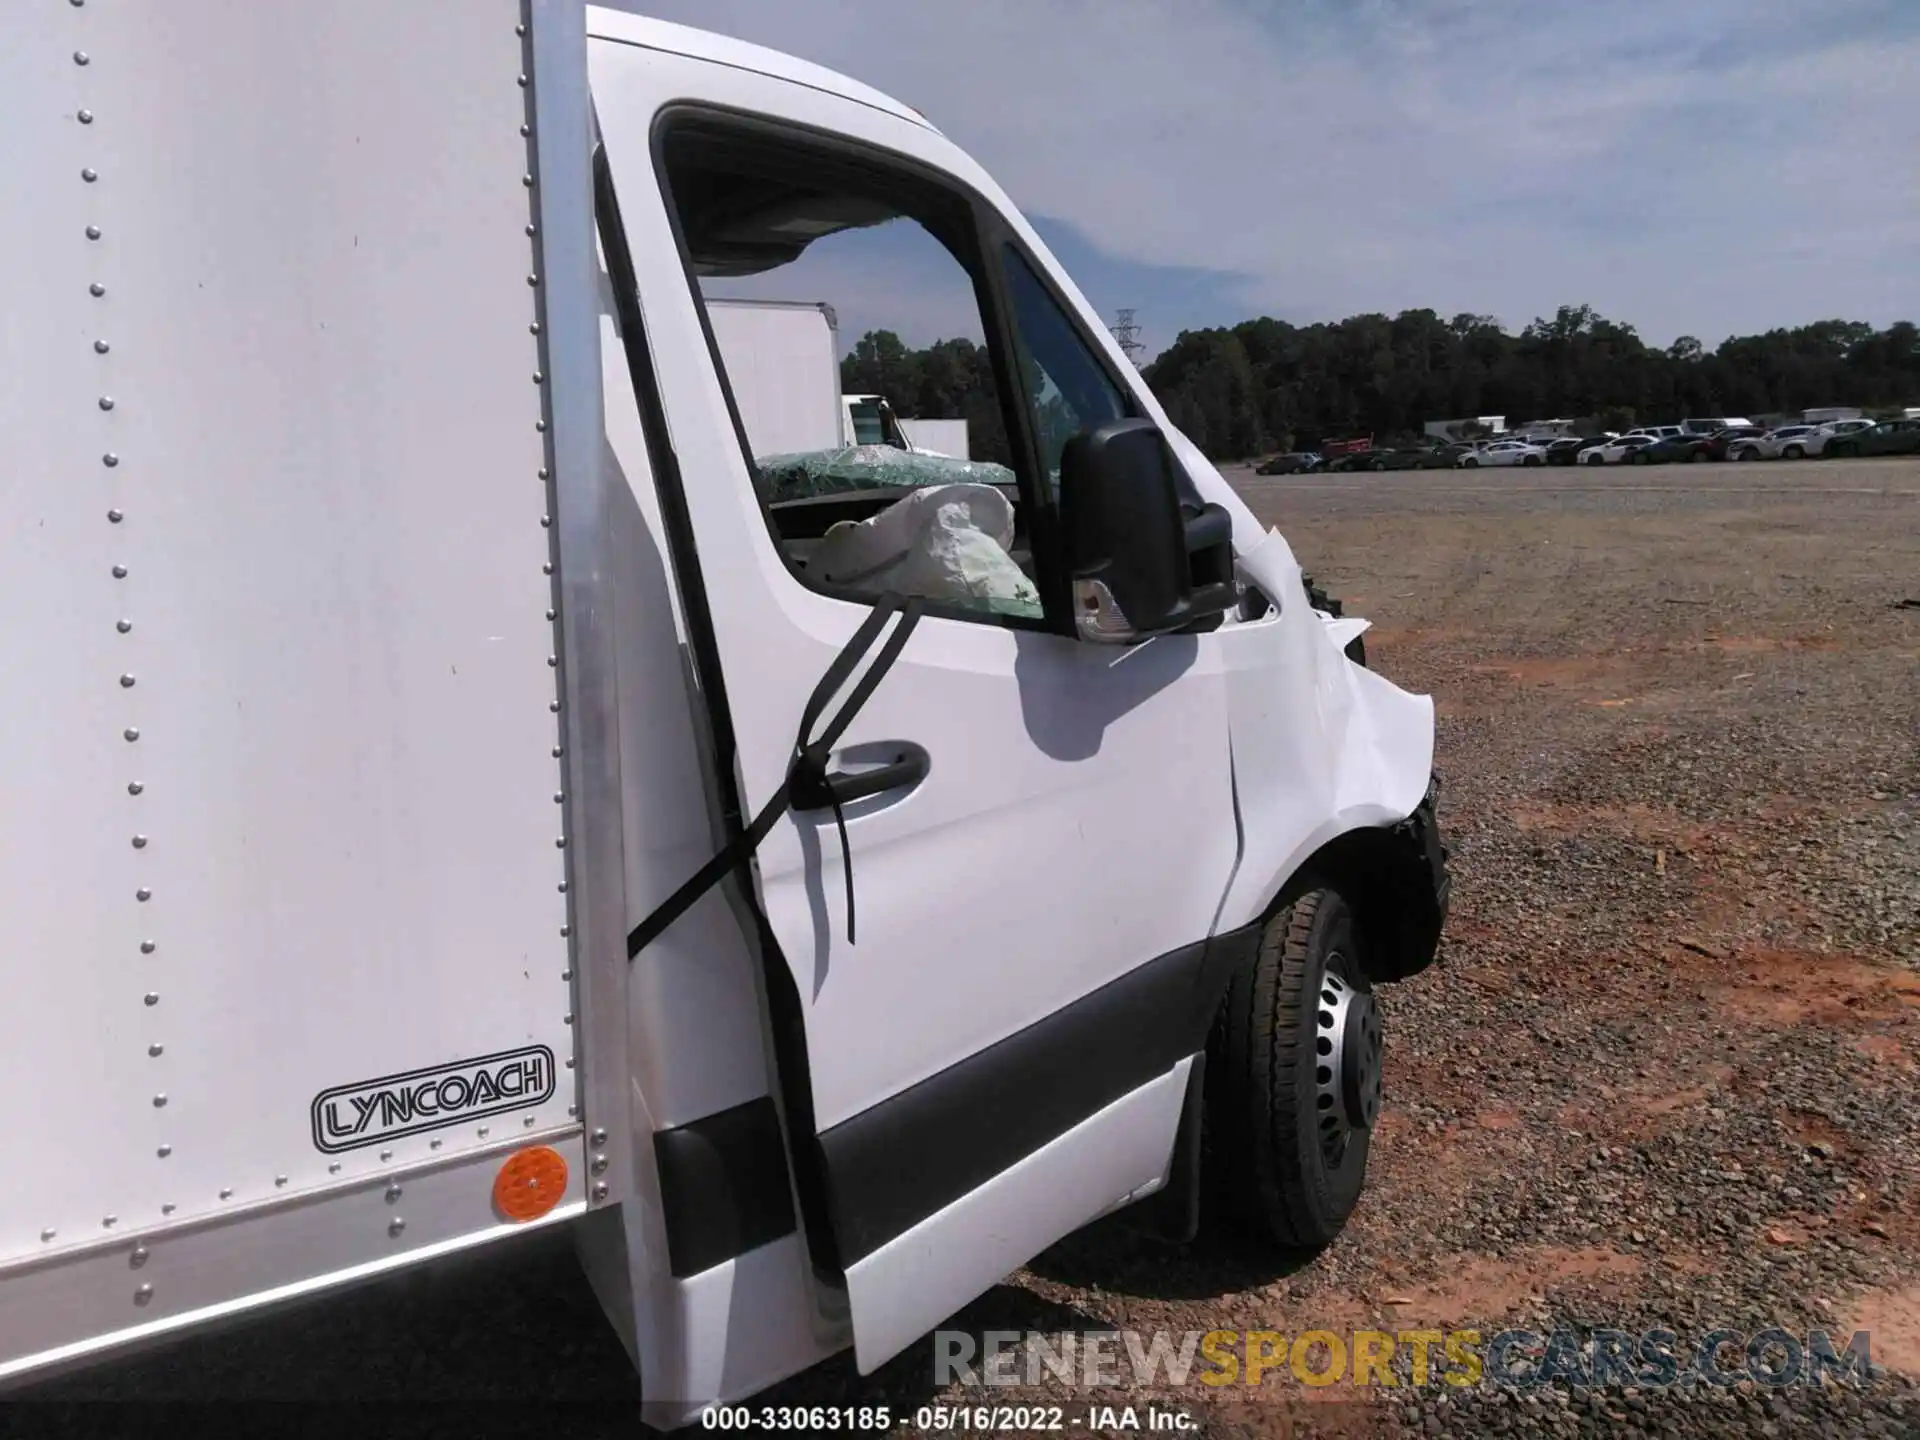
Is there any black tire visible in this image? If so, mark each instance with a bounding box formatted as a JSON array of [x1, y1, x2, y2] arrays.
[[1690, 449, 1709, 462], [1783, 444, 1804, 460], [1523, 454, 1542, 466], [1207, 888, 1377, 1250], [1461, 457, 1478, 468], [1586, 453, 1605, 466], [1733, 448, 1757, 462], [1369, 458, 1387, 472], [1830, 443, 1856, 459], [1630, 450, 1650, 464]]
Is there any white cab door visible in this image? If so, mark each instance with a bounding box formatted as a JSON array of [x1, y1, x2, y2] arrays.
[[590, 30, 1239, 1369]]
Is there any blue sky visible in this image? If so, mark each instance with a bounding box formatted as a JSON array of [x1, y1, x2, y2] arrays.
[[629, 0, 1920, 360]]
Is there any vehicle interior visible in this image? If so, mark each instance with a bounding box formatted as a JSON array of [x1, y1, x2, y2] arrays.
[[660, 120, 1043, 618]]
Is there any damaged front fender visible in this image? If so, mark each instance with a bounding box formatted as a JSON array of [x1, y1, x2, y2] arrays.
[[1211, 528, 1446, 974]]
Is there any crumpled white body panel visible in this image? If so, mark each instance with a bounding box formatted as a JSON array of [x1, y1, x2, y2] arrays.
[[1212, 527, 1436, 934]]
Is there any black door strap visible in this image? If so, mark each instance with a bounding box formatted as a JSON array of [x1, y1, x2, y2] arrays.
[[627, 592, 923, 960]]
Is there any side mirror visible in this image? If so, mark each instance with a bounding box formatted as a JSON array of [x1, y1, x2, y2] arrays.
[[1058, 418, 1237, 643]]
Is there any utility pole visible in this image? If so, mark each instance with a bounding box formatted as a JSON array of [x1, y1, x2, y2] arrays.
[[1111, 309, 1144, 368]]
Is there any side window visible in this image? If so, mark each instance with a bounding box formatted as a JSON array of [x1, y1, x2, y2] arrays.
[[999, 246, 1130, 492], [656, 120, 1043, 624]]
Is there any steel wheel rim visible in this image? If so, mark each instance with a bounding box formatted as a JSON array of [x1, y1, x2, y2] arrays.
[[1314, 965, 1381, 1166]]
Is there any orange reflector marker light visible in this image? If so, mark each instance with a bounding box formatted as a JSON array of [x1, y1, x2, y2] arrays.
[[493, 1145, 569, 1223]]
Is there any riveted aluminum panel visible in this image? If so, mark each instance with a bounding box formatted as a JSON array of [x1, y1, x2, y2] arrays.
[[0, 0, 576, 1264], [0, 1129, 585, 1385]]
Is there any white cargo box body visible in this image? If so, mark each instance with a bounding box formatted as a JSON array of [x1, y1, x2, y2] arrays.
[[702, 298, 844, 457], [0, 0, 591, 1375]]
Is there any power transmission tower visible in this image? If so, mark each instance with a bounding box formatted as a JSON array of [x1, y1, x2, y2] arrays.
[[1111, 309, 1144, 367]]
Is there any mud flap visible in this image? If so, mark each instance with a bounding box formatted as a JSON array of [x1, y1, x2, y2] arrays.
[[1113, 1054, 1207, 1244]]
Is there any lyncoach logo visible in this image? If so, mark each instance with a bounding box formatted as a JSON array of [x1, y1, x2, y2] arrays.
[[310, 1046, 556, 1154]]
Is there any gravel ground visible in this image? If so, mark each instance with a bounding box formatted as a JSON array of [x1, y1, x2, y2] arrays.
[[20, 456, 1920, 1437]]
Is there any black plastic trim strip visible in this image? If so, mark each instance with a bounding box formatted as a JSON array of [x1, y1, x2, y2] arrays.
[[653, 1098, 798, 1278], [819, 923, 1257, 1264]]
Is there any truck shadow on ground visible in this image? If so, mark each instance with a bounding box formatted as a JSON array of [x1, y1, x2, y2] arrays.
[[755, 1284, 1118, 1413], [1023, 1210, 1320, 1302]]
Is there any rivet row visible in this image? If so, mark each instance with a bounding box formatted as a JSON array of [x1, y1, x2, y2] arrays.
[[91, 165, 157, 1124], [522, 83, 576, 1064]]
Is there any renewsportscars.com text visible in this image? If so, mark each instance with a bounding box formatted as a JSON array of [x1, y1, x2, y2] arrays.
[[935, 1326, 1878, 1390]]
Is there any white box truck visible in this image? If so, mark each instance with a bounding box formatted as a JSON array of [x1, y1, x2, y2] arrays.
[[897, 418, 969, 459], [701, 301, 970, 461], [704, 298, 845, 457], [1, 2, 1448, 1426]]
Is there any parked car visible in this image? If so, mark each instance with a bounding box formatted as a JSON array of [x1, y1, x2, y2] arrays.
[[1822, 419, 1920, 458], [1682, 416, 1755, 434], [1255, 451, 1322, 475], [1457, 439, 1546, 468], [1359, 446, 1456, 471], [1728, 425, 1819, 461], [1624, 425, 1687, 441], [1543, 437, 1590, 466], [1802, 418, 1877, 456], [1703, 425, 1767, 461], [1577, 434, 1658, 465], [1644, 433, 1714, 464]]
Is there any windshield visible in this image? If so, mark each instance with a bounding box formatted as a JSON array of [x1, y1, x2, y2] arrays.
[[846, 399, 895, 448]]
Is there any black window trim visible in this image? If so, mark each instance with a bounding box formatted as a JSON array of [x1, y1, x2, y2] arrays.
[[993, 234, 1144, 481], [646, 102, 1078, 637]]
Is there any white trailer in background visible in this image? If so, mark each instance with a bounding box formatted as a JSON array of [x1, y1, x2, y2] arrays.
[[1, 2, 1449, 1427], [898, 417, 970, 459], [703, 298, 844, 457]]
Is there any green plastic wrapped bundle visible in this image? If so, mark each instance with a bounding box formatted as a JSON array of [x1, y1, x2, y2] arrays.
[[755, 445, 1016, 505]]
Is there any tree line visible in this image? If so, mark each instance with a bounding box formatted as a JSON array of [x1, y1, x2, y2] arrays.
[[840, 308, 1920, 463]]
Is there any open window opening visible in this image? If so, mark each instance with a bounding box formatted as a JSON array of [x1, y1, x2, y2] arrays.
[[656, 115, 1047, 625]]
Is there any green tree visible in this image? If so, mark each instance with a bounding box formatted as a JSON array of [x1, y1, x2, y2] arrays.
[[838, 310, 1920, 467]]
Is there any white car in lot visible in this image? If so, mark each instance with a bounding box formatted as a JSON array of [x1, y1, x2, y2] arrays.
[[1803, 418, 1877, 456], [1457, 439, 1547, 468], [1624, 425, 1686, 441], [1577, 434, 1658, 465], [1728, 425, 1819, 461]]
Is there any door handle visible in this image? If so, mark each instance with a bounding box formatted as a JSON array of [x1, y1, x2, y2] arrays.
[[792, 743, 930, 810], [626, 592, 924, 958]]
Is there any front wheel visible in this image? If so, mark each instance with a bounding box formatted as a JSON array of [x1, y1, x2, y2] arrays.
[[1523, 454, 1543, 466], [1630, 451, 1650, 464], [1783, 444, 1805, 460], [1208, 888, 1377, 1250], [1586, 454, 1606, 466], [1690, 449, 1709, 462], [1461, 457, 1479, 468]]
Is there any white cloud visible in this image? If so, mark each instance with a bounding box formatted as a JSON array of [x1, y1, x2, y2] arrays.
[[612, 0, 1920, 345]]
